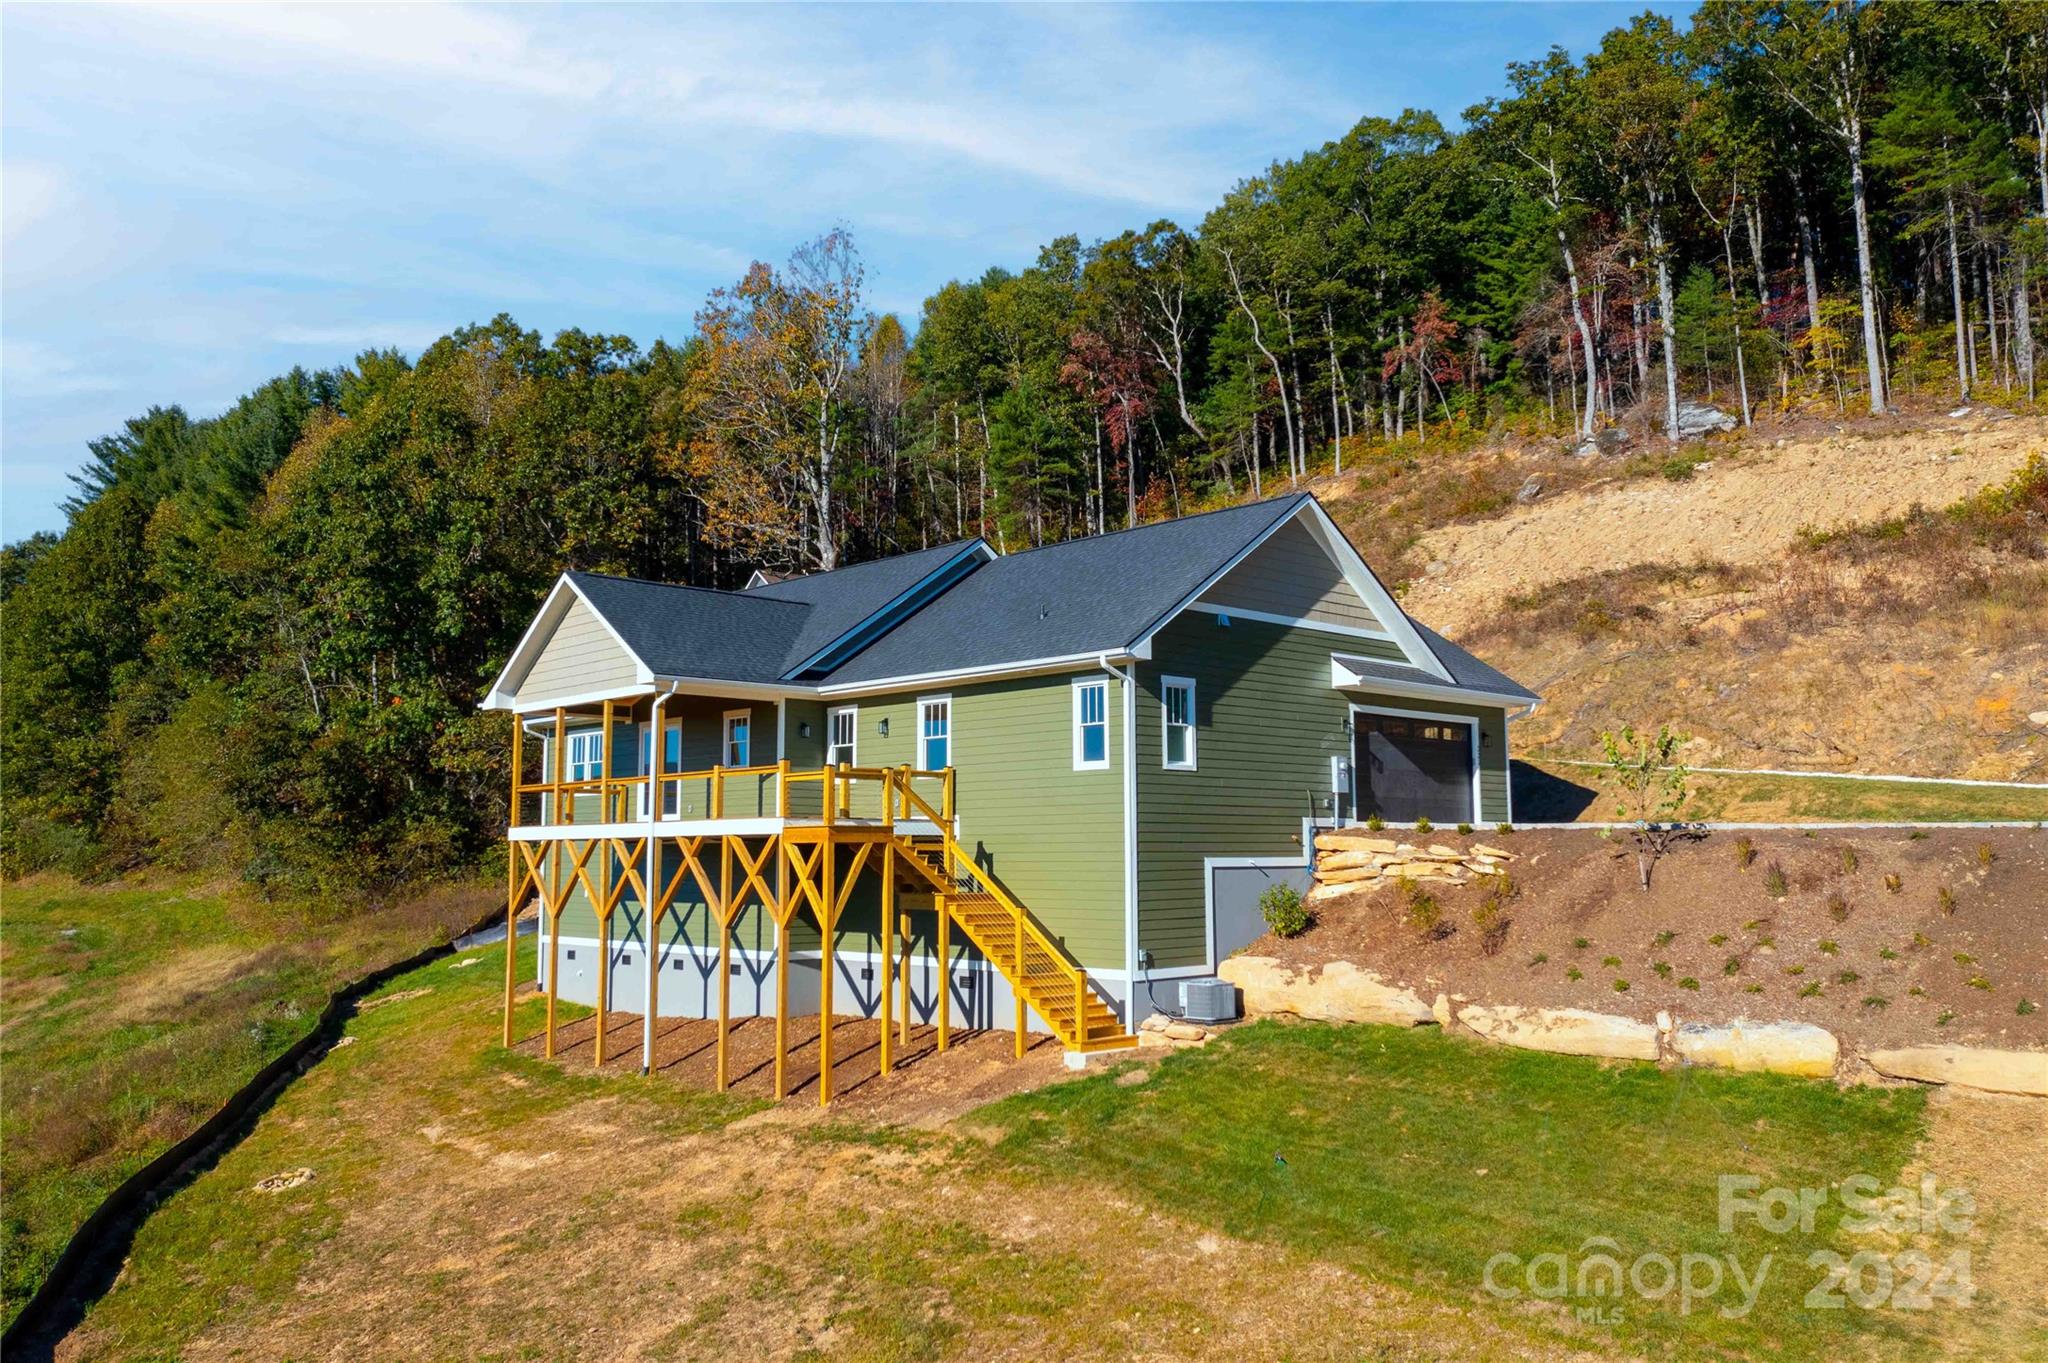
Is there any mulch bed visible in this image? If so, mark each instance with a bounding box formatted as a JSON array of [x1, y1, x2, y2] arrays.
[[1263, 825, 2048, 1055]]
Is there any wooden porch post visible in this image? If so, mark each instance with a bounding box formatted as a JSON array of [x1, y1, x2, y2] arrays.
[[716, 836, 733, 1092], [899, 911, 911, 1048], [879, 843, 893, 1076], [936, 894, 950, 1052], [774, 835, 790, 1101], [551, 707, 566, 824], [505, 715, 524, 1048], [818, 839, 836, 1106], [544, 842, 563, 1059]]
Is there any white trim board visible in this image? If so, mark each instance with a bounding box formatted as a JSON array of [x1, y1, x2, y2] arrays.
[[1184, 601, 1396, 643]]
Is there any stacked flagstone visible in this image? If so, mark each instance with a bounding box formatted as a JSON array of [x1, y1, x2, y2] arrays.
[[1307, 829, 1518, 903]]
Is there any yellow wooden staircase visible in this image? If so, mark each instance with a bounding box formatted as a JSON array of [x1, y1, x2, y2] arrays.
[[889, 801, 1134, 1054]]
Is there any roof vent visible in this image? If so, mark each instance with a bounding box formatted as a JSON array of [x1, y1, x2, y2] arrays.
[[1180, 977, 1238, 1025]]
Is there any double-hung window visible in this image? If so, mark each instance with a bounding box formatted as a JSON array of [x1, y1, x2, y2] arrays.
[[1161, 676, 1196, 770], [826, 706, 858, 768], [566, 730, 603, 783], [918, 697, 951, 770], [722, 710, 751, 767], [1072, 678, 1109, 770]]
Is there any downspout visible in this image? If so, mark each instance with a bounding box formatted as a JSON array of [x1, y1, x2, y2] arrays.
[[642, 687, 677, 1074], [1098, 653, 1139, 1032]]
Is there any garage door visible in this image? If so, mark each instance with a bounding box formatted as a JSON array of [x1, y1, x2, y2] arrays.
[[1352, 713, 1473, 824]]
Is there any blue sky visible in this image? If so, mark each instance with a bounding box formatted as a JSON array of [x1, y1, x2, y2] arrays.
[[2, 2, 1681, 542]]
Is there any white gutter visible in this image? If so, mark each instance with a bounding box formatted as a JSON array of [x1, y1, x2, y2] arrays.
[[1098, 652, 1139, 1035]]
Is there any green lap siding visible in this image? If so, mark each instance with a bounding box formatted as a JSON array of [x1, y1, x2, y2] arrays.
[[825, 671, 1127, 969], [1134, 613, 1512, 970]]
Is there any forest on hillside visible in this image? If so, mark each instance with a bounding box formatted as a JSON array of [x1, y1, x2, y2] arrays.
[[5, 1, 2045, 891]]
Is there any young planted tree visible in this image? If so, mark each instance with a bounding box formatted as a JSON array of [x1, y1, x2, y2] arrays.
[[1600, 723, 1694, 891]]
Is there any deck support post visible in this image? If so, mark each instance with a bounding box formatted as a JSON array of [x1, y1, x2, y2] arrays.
[[544, 842, 563, 1060], [502, 840, 519, 1049], [818, 838, 836, 1106], [936, 895, 950, 1051], [879, 843, 894, 1076], [716, 835, 733, 1092], [774, 835, 790, 1101]]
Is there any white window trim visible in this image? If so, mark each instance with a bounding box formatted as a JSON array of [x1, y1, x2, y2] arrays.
[[916, 694, 952, 771], [826, 704, 858, 768], [1160, 675, 1197, 771], [1346, 701, 1482, 825], [722, 708, 752, 768], [1071, 676, 1110, 771], [566, 728, 603, 783]]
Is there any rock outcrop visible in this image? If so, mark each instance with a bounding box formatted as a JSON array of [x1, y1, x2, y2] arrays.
[[1863, 1045, 2048, 1097], [1670, 1019, 1839, 1078], [1456, 1005, 1660, 1061], [1217, 956, 1434, 1027]]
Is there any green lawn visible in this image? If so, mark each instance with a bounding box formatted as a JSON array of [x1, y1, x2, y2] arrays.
[[982, 1023, 1944, 1360], [0, 876, 480, 1329], [42, 934, 2029, 1361]]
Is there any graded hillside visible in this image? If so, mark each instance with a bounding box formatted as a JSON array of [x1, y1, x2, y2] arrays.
[[1314, 406, 2048, 782]]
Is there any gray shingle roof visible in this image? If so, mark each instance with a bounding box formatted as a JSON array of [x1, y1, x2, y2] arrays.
[[1332, 620, 1540, 703], [814, 496, 1310, 684], [565, 572, 810, 683], [553, 493, 1537, 706], [744, 539, 983, 671]]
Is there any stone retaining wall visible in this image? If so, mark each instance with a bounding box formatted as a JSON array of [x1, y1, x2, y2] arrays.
[[1213, 955, 2043, 1096], [1308, 830, 1517, 903]]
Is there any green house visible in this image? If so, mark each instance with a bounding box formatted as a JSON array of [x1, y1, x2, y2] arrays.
[[482, 492, 1538, 1079]]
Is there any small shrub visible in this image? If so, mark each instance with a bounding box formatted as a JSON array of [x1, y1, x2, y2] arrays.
[[1862, 995, 1889, 1010], [1754, 934, 1775, 948], [1909, 829, 1929, 840], [1566, 966, 1584, 981], [1572, 936, 1590, 950], [1762, 862, 1789, 898], [1936, 1009, 1955, 1025], [1528, 952, 1548, 967], [1953, 951, 1976, 965], [1734, 835, 1757, 868], [1976, 842, 1996, 868], [1826, 892, 1850, 923], [2018, 999, 2037, 1016], [1723, 956, 1742, 976], [1818, 940, 1840, 955], [1678, 976, 1700, 990], [1612, 978, 1630, 992], [1414, 815, 1434, 835], [1836, 969, 1860, 985], [1967, 975, 1992, 991], [1878, 947, 1898, 961], [1601, 955, 1622, 968], [1743, 917, 1768, 931], [1908, 986, 1924, 997], [1473, 875, 1516, 956], [1652, 930, 1676, 949], [1912, 932, 1933, 948], [1366, 813, 1386, 832], [1798, 982, 1823, 998], [1259, 884, 1311, 939], [1495, 822, 1512, 835], [1400, 879, 1443, 937], [1884, 872, 1903, 895], [1456, 822, 1473, 835], [1784, 965, 1806, 975], [1839, 845, 1859, 873], [1707, 933, 1728, 946], [1652, 961, 1673, 978], [1743, 983, 1764, 993]]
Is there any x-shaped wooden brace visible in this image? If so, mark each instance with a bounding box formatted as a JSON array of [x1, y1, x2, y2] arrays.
[[548, 838, 600, 921], [820, 842, 872, 934], [724, 836, 779, 928], [784, 840, 829, 923]]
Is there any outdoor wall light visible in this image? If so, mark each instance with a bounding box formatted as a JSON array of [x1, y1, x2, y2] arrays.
[[798, 721, 812, 738], [878, 717, 890, 736]]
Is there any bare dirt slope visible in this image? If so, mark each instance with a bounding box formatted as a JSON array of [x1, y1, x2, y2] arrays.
[[1261, 827, 2048, 1058], [1402, 409, 2045, 636], [1309, 404, 2048, 781]]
